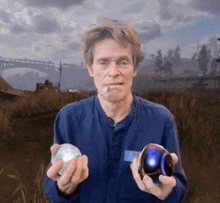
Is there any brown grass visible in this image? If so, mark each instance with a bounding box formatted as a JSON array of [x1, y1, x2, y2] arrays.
[[0, 91, 92, 141], [0, 91, 91, 120], [143, 89, 220, 202], [0, 89, 220, 202], [8, 161, 50, 203], [144, 89, 220, 159]]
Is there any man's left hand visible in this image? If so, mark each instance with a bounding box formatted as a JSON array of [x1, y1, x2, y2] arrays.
[[130, 153, 178, 201]]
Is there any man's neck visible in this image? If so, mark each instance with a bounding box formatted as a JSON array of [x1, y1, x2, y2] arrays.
[[98, 93, 134, 125]]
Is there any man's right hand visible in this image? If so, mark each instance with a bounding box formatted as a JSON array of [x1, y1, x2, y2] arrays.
[[46, 144, 89, 195]]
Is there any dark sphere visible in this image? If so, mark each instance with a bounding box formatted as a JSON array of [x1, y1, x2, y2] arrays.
[[139, 143, 174, 184]]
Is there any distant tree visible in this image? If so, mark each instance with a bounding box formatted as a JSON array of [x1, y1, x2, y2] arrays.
[[155, 50, 164, 76], [198, 45, 210, 76], [191, 52, 198, 61], [209, 58, 218, 76], [150, 54, 156, 60], [168, 49, 173, 63], [164, 61, 173, 78], [163, 55, 173, 78], [163, 55, 168, 62], [190, 52, 199, 70], [173, 45, 181, 67], [207, 48, 212, 58]]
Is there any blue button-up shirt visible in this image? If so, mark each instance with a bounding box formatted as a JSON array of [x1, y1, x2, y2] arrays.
[[44, 94, 187, 203]]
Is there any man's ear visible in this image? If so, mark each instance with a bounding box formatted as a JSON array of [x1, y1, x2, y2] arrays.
[[87, 65, 94, 77], [133, 67, 138, 77]]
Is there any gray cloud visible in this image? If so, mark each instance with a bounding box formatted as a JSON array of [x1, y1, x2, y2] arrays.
[[32, 15, 61, 34], [175, 13, 192, 23], [22, 0, 85, 9], [123, 2, 147, 14], [95, 16, 113, 24], [9, 24, 27, 34], [157, 0, 172, 6], [159, 8, 173, 21], [189, 0, 220, 16], [157, 0, 173, 21], [8, 14, 61, 35], [32, 46, 42, 52], [0, 34, 41, 47], [135, 22, 162, 43], [0, 9, 12, 24], [67, 42, 81, 52]]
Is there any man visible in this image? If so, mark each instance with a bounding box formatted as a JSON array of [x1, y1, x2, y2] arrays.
[[44, 20, 187, 202]]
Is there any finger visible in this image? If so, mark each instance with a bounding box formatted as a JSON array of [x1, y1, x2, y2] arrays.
[[50, 144, 60, 154], [59, 159, 77, 186], [159, 175, 176, 187], [64, 185, 77, 195], [47, 160, 63, 181], [143, 175, 160, 196], [83, 155, 88, 168], [71, 156, 84, 184], [57, 180, 75, 195], [137, 153, 142, 166], [130, 158, 147, 191], [81, 155, 89, 179], [170, 153, 178, 165]]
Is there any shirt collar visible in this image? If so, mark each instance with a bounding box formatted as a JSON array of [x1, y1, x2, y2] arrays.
[[95, 94, 137, 128]]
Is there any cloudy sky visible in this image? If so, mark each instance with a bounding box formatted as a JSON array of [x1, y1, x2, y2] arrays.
[[0, 0, 220, 65]]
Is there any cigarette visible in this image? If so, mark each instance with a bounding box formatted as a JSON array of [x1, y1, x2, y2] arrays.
[[100, 87, 109, 96]]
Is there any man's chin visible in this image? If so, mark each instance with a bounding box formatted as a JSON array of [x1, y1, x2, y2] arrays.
[[103, 93, 126, 102]]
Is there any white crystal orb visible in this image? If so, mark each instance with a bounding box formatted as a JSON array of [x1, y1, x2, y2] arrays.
[[51, 143, 82, 175]]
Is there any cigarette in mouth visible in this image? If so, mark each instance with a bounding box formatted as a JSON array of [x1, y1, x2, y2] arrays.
[[100, 87, 109, 96]]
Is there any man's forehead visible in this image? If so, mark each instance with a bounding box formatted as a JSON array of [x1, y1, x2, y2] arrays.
[[93, 39, 132, 57], [96, 55, 132, 61], [93, 46, 132, 62]]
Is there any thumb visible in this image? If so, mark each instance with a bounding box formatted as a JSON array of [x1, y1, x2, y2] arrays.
[[50, 144, 60, 154]]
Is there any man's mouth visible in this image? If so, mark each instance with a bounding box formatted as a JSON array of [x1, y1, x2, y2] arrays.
[[107, 83, 124, 86], [100, 83, 124, 96]]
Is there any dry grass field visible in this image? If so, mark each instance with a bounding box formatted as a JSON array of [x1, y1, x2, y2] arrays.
[[0, 89, 219, 202]]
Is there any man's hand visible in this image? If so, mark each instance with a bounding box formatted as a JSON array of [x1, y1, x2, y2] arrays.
[[47, 144, 89, 195], [130, 152, 178, 201]]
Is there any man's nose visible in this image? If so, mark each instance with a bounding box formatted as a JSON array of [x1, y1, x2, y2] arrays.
[[108, 62, 119, 77]]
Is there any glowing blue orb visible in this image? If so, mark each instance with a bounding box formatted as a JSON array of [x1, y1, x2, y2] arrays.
[[139, 143, 174, 184], [148, 157, 156, 167]]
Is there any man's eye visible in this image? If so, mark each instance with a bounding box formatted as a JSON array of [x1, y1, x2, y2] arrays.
[[119, 61, 128, 65], [99, 61, 107, 65]]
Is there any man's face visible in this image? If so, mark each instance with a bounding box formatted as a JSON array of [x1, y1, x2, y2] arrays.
[[88, 39, 137, 102]]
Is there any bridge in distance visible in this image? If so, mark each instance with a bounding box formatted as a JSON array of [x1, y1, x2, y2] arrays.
[[0, 56, 84, 71]]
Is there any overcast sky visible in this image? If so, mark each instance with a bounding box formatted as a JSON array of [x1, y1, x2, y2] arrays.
[[0, 0, 220, 65]]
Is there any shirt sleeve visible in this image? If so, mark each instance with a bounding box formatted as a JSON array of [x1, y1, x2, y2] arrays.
[[43, 107, 81, 202], [154, 113, 187, 202], [44, 173, 80, 203]]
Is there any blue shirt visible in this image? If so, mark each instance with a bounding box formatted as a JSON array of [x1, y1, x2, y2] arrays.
[[44, 94, 187, 203]]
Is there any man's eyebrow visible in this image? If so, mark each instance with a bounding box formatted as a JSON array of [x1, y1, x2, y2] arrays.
[[96, 56, 131, 62], [96, 57, 110, 62], [117, 56, 131, 61]]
